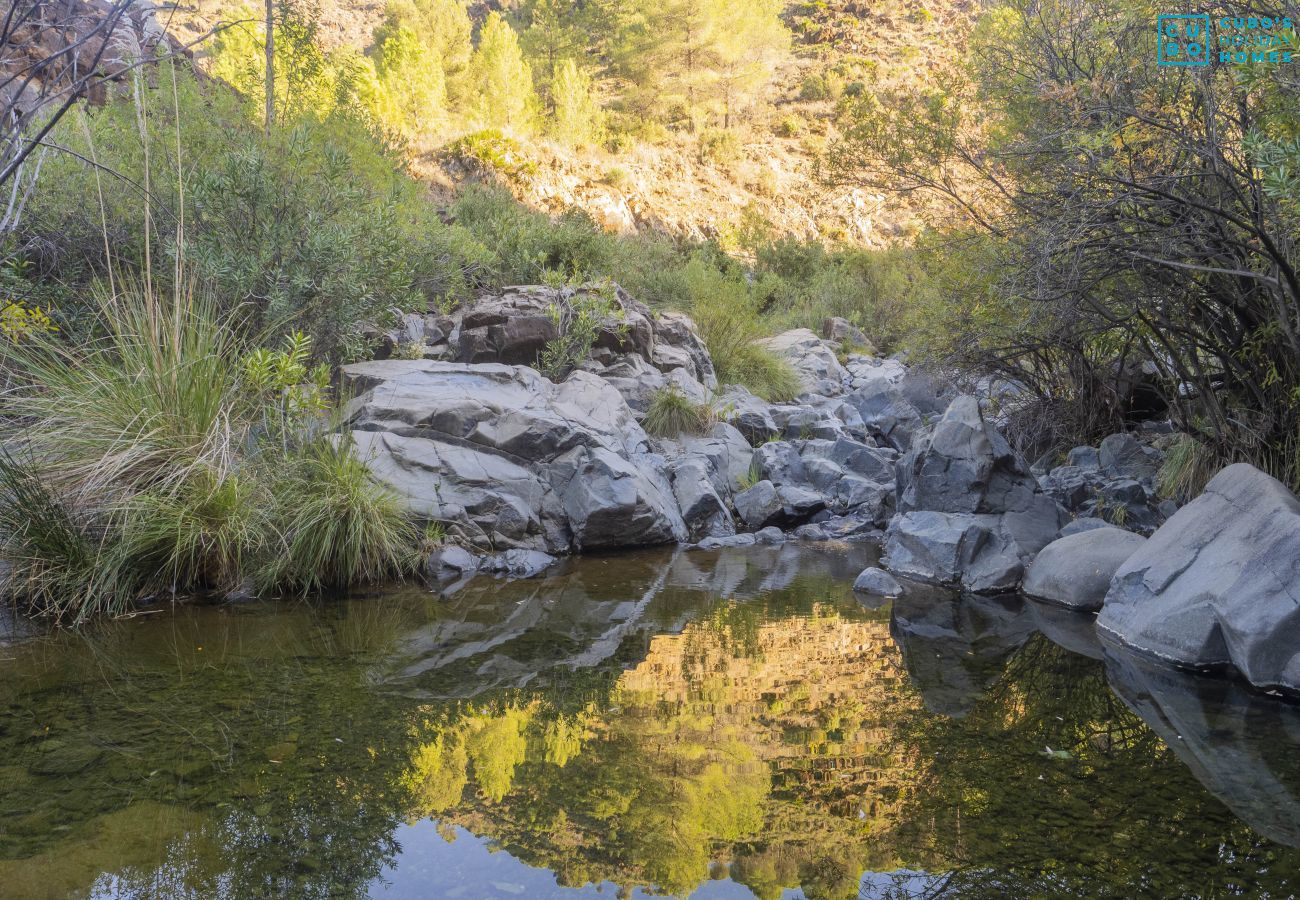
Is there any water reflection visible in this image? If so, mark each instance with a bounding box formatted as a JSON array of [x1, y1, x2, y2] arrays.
[[1, 544, 1298, 898]]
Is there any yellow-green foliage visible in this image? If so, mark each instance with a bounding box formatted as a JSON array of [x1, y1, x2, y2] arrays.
[[549, 59, 601, 147], [469, 12, 537, 133]]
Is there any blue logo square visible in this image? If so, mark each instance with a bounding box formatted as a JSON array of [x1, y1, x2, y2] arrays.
[[1157, 14, 1212, 66]]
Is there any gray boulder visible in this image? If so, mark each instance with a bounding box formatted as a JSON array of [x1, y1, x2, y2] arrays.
[[426, 546, 481, 580], [717, 386, 781, 445], [1099, 432, 1163, 485], [1060, 517, 1113, 537], [757, 328, 848, 397], [1023, 528, 1146, 611], [853, 567, 903, 596], [1098, 464, 1300, 692], [843, 378, 923, 451], [695, 533, 757, 550], [884, 395, 1067, 591], [671, 459, 734, 541], [344, 361, 686, 554], [734, 480, 783, 530], [482, 549, 558, 578]]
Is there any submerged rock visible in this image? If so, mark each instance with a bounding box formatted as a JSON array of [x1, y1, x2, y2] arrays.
[[1098, 464, 1300, 692]]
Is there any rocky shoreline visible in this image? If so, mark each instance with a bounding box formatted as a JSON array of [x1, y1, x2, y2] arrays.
[[352, 283, 1300, 697]]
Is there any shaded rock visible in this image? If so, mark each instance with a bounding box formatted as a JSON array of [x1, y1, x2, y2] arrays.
[[822, 316, 874, 351], [671, 459, 734, 541], [1060, 517, 1113, 537], [426, 546, 481, 580], [753, 526, 786, 545], [718, 386, 781, 445], [734, 480, 783, 530], [482, 549, 557, 578], [843, 378, 923, 451], [1099, 432, 1163, 484], [1023, 528, 1146, 611], [696, 533, 757, 550], [853, 567, 902, 596], [1098, 464, 1300, 692], [884, 511, 1026, 594]]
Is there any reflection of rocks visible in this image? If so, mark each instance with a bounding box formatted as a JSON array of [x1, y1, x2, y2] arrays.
[[1025, 598, 1104, 660], [1106, 648, 1300, 847], [890, 588, 1035, 718], [388, 544, 878, 697]]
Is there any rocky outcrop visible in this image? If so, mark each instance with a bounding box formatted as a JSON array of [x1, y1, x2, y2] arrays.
[[883, 396, 1067, 592], [1022, 528, 1146, 611], [344, 360, 686, 554], [383, 285, 718, 410], [758, 328, 848, 396], [1097, 464, 1300, 693], [1037, 433, 1173, 534]]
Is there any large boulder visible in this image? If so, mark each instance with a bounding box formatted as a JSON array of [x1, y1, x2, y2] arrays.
[[344, 361, 686, 554], [757, 328, 848, 397], [1023, 527, 1146, 611], [1098, 464, 1300, 691], [884, 396, 1067, 591]]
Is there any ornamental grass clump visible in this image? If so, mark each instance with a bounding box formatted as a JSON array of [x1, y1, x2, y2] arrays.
[[0, 288, 420, 622]]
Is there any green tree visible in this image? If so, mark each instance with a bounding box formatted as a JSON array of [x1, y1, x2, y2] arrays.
[[549, 59, 601, 146], [468, 12, 538, 133], [372, 24, 447, 142], [522, 0, 585, 111]]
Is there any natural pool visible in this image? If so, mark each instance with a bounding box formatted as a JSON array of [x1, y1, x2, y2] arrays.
[[2, 543, 1299, 899]]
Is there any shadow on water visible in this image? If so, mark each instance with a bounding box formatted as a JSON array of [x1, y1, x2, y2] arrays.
[[1, 542, 1299, 898]]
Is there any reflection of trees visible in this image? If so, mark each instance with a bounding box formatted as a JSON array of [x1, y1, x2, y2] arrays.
[[877, 634, 1300, 898]]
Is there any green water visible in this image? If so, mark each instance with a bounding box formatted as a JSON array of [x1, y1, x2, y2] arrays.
[[2, 543, 1299, 899]]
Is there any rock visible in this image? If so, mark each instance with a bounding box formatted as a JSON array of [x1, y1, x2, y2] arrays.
[[671, 459, 734, 541], [717, 386, 781, 445], [695, 533, 757, 550], [884, 511, 1026, 593], [1022, 528, 1147, 611], [853, 567, 902, 596], [843, 378, 923, 451], [757, 328, 848, 396], [482, 549, 558, 578], [1067, 445, 1101, 470], [1099, 432, 1163, 484], [1059, 517, 1113, 536], [822, 316, 875, 353], [1098, 464, 1300, 692], [652, 311, 718, 390], [344, 361, 685, 554], [753, 526, 786, 545], [426, 546, 481, 579], [754, 441, 806, 486], [734, 480, 783, 530], [793, 523, 829, 541], [885, 395, 1066, 591]]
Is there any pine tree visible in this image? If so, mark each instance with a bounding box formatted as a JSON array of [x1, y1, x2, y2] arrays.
[[373, 25, 447, 142], [549, 59, 601, 147], [469, 13, 537, 133], [377, 0, 474, 102]]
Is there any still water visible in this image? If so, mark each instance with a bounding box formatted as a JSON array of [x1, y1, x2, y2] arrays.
[[2, 543, 1299, 899]]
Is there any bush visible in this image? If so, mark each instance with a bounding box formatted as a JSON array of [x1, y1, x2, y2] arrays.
[[684, 259, 803, 402], [0, 289, 421, 620], [698, 128, 743, 166], [643, 385, 715, 437]]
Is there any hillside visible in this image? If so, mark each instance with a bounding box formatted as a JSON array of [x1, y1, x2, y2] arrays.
[[165, 0, 975, 249]]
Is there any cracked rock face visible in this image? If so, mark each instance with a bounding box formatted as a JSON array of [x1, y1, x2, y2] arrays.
[[343, 360, 686, 554], [884, 396, 1067, 592], [1098, 463, 1300, 692]]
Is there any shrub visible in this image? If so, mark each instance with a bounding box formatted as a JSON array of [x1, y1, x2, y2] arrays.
[[698, 128, 743, 166], [539, 286, 625, 380], [643, 386, 714, 437], [684, 259, 803, 402], [0, 289, 421, 620], [1157, 433, 1221, 503]]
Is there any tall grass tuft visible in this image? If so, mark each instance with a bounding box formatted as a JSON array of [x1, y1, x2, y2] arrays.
[[0, 288, 421, 620], [643, 385, 716, 438], [1157, 434, 1221, 503], [259, 438, 421, 594], [684, 259, 803, 402]]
